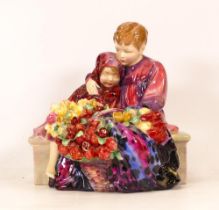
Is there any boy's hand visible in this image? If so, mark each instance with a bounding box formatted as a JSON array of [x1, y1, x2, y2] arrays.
[[86, 78, 100, 95]]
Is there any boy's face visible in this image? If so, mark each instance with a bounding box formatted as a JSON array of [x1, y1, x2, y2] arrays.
[[114, 41, 145, 66], [100, 67, 120, 88]]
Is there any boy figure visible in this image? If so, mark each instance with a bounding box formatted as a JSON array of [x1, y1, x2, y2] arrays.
[[86, 22, 167, 112], [86, 23, 180, 191]]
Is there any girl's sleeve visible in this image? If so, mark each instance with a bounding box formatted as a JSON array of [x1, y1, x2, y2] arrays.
[[140, 62, 167, 111]]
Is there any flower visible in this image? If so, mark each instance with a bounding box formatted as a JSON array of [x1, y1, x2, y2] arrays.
[[123, 112, 132, 121], [45, 98, 168, 162], [45, 98, 120, 162], [112, 107, 168, 144], [139, 107, 151, 115], [77, 98, 90, 107], [125, 108, 137, 116], [112, 111, 124, 122], [136, 121, 152, 133], [45, 124, 58, 138], [46, 112, 57, 124]]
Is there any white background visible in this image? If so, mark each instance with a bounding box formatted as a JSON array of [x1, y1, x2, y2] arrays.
[[0, 0, 219, 209]]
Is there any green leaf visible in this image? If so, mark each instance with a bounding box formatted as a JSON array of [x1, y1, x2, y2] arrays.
[[110, 151, 123, 160], [65, 154, 72, 159], [136, 109, 141, 117], [62, 139, 70, 146], [75, 130, 84, 138], [114, 151, 123, 160], [130, 116, 139, 124], [54, 125, 59, 131], [123, 122, 130, 127], [80, 157, 89, 162], [80, 118, 88, 124], [59, 135, 67, 141], [106, 120, 114, 130], [64, 112, 72, 120], [98, 137, 106, 145], [85, 104, 93, 110]]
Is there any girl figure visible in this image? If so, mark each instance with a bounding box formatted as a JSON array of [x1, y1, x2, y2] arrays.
[[68, 52, 121, 108], [33, 52, 120, 137], [34, 52, 122, 190], [86, 22, 180, 192]]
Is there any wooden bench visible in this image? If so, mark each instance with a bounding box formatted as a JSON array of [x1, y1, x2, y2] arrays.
[[28, 132, 190, 185]]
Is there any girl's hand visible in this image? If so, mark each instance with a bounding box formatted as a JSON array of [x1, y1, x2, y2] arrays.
[[86, 78, 100, 95]]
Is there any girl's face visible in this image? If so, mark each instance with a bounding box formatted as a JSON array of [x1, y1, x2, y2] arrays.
[[114, 41, 145, 66], [100, 67, 120, 88]]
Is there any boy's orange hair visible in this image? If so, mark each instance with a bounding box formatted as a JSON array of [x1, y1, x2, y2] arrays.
[[113, 22, 148, 50]]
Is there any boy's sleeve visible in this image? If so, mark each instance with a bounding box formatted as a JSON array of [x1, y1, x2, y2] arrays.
[[140, 62, 167, 111]]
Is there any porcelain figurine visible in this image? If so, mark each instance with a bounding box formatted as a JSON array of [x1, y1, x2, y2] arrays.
[[33, 22, 180, 192]]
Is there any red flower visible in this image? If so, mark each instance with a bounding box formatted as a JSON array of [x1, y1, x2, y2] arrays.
[[68, 141, 77, 148], [85, 109, 94, 117], [74, 135, 85, 145], [97, 127, 108, 138], [99, 147, 111, 160], [58, 144, 69, 156], [89, 119, 100, 128], [71, 117, 79, 125], [70, 146, 83, 160], [75, 123, 86, 132], [147, 128, 168, 144], [105, 137, 117, 151], [90, 146, 99, 158], [141, 112, 162, 122], [90, 134, 99, 146], [80, 110, 88, 118], [67, 125, 77, 139], [85, 125, 96, 137], [153, 121, 166, 128], [96, 105, 104, 111], [55, 138, 62, 145], [84, 149, 94, 160]]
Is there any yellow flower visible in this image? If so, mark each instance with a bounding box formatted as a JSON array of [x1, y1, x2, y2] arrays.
[[113, 112, 124, 122], [51, 100, 69, 117], [136, 121, 152, 133], [57, 115, 64, 123], [78, 98, 89, 107], [69, 101, 77, 110], [50, 130, 58, 138], [66, 111, 75, 119], [57, 106, 68, 116], [123, 112, 132, 122], [57, 127, 64, 135], [89, 99, 97, 107], [74, 105, 83, 116], [56, 122, 62, 127], [139, 107, 151, 115], [45, 124, 58, 137], [45, 124, 52, 132]]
